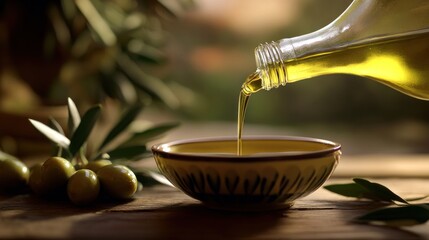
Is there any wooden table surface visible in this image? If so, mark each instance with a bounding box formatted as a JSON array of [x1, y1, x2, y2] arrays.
[[1, 155, 429, 240], [2, 122, 429, 239]]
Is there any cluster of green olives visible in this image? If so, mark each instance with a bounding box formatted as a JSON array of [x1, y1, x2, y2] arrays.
[[0, 156, 139, 206]]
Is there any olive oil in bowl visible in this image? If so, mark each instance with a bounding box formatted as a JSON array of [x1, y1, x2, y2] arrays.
[[152, 136, 341, 211]]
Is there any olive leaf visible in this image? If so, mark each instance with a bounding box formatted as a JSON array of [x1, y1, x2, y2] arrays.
[[29, 96, 179, 186], [353, 178, 408, 204], [67, 97, 81, 136], [324, 178, 422, 204], [356, 204, 429, 227], [105, 145, 149, 161], [116, 53, 180, 109], [74, 0, 116, 46], [119, 122, 180, 147], [48, 117, 66, 157], [97, 103, 143, 152], [0, 150, 19, 161], [29, 119, 70, 149], [49, 116, 65, 135], [127, 43, 166, 64], [69, 105, 102, 157], [61, 0, 77, 21], [323, 183, 377, 199], [100, 71, 137, 104], [325, 178, 429, 227]]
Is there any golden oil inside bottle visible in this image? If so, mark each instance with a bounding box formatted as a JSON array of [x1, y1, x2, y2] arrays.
[[264, 29, 429, 99], [289, 30, 429, 99], [238, 29, 429, 155]]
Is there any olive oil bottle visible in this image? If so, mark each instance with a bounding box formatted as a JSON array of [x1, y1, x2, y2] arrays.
[[237, 0, 429, 154], [246, 29, 429, 98]]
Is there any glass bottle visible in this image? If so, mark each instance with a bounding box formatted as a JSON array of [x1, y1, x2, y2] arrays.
[[243, 0, 429, 100]]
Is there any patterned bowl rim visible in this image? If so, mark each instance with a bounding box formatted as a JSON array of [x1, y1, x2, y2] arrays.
[[151, 135, 341, 162]]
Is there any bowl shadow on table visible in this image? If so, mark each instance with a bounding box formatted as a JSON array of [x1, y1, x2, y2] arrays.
[[0, 193, 131, 221], [68, 202, 285, 239], [67, 201, 428, 240]]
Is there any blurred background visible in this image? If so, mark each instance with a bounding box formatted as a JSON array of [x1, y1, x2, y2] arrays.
[[162, 0, 429, 154], [1, 0, 429, 157]]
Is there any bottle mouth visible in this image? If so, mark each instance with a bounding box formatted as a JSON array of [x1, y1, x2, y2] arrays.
[[254, 41, 289, 90]]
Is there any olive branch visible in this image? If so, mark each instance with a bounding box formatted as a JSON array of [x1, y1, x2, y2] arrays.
[[324, 178, 429, 227], [29, 98, 178, 186]]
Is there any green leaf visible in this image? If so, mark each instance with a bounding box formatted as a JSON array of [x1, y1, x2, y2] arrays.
[[29, 119, 70, 149], [353, 178, 408, 204], [97, 104, 143, 151], [69, 105, 102, 157], [324, 183, 376, 199], [67, 98, 81, 136], [116, 53, 180, 109], [127, 42, 166, 64], [325, 178, 427, 204], [0, 150, 19, 161], [100, 71, 138, 104], [404, 195, 429, 202], [105, 145, 148, 160], [49, 116, 65, 135], [74, 0, 116, 46], [61, 0, 77, 21], [119, 122, 180, 147], [356, 204, 429, 226], [48, 117, 66, 157]]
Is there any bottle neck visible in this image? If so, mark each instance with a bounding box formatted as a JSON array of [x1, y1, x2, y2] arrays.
[[254, 0, 429, 90], [254, 41, 291, 90], [254, 0, 378, 90]]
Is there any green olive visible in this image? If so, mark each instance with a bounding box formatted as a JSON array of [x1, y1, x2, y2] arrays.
[[40, 157, 75, 194], [84, 159, 112, 173], [0, 158, 29, 193], [97, 164, 137, 200], [67, 169, 100, 206], [28, 163, 45, 195]]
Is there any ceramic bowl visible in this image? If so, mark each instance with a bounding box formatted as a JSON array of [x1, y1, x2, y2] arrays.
[[152, 136, 341, 211]]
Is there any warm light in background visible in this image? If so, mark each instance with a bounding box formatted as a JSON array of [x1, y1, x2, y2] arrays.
[[185, 0, 304, 36]]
